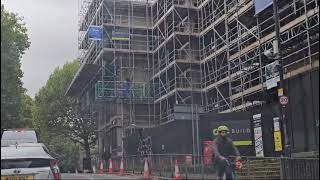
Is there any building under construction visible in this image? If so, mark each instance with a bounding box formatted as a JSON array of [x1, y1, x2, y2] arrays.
[[66, 0, 319, 158]]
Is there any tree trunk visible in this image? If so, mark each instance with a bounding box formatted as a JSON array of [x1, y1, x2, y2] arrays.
[[84, 139, 92, 172]]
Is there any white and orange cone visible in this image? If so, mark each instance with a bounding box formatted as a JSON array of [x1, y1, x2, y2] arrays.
[[108, 159, 113, 174], [143, 159, 150, 179], [98, 160, 104, 174], [174, 160, 181, 180], [119, 159, 125, 176]]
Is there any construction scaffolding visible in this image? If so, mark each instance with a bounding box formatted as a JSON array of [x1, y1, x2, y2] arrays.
[[199, 0, 319, 113], [68, 0, 319, 156]]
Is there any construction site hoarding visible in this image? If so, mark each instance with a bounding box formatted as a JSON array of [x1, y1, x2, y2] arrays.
[[201, 111, 253, 147], [124, 110, 255, 156]]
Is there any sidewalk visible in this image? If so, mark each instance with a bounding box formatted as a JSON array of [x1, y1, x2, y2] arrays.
[[62, 173, 157, 179], [124, 172, 218, 180]]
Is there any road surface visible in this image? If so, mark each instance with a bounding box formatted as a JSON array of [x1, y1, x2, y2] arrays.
[[61, 173, 146, 179]]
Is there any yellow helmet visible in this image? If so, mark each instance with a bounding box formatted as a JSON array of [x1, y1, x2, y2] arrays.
[[217, 125, 230, 132], [212, 128, 219, 135]]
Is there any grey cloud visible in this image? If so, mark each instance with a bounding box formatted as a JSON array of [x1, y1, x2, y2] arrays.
[[3, 0, 79, 97]]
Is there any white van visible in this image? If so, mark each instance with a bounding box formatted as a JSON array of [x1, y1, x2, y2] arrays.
[[1, 129, 38, 146]]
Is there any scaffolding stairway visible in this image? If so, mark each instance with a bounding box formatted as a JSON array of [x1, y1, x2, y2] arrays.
[[236, 158, 281, 180]]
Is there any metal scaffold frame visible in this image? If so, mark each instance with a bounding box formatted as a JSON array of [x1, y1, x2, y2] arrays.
[[71, 0, 319, 157], [151, 0, 202, 126], [199, 0, 319, 113]]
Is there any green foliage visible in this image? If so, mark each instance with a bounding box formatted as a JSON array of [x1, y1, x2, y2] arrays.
[[20, 92, 34, 128], [33, 61, 80, 142], [33, 60, 97, 171], [1, 5, 30, 128], [47, 134, 80, 173]]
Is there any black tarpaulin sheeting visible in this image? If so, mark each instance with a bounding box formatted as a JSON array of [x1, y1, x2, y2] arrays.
[[124, 111, 255, 156]]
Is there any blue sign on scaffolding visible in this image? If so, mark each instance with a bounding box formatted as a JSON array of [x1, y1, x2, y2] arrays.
[[255, 0, 273, 15], [88, 26, 102, 41]]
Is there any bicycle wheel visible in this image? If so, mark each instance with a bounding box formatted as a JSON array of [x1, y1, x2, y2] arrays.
[[231, 171, 236, 180]]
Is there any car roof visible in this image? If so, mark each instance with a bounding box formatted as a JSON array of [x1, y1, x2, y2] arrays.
[[1, 130, 37, 141], [1, 143, 54, 160]]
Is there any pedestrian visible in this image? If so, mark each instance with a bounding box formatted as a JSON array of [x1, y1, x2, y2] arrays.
[[212, 125, 241, 180]]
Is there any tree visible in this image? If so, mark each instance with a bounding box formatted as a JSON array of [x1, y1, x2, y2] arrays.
[[1, 5, 30, 128], [56, 108, 97, 166], [47, 134, 80, 173], [33, 60, 97, 171], [20, 92, 34, 128]]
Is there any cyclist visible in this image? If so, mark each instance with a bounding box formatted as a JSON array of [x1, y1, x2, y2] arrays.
[[212, 125, 241, 180]]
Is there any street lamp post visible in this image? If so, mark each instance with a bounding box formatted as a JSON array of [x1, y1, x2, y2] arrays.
[[272, 0, 290, 157]]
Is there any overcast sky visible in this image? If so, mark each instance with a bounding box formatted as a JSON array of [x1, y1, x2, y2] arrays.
[[3, 0, 79, 98]]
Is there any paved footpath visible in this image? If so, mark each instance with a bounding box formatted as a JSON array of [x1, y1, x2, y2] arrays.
[[61, 173, 148, 180], [62, 173, 218, 180]]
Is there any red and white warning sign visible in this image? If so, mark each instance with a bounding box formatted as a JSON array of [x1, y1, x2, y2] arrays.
[[279, 96, 289, 105]]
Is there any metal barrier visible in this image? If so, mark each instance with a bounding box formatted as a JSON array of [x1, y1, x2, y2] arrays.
[[113, 154, 216, 179], [103, 155, 319, 180], [280, 158, 319, 180], [236, 156, 282, 180]]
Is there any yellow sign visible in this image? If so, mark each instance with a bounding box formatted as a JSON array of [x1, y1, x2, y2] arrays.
[[1, 175, 33, 180], [278, 88, 284, 96], [274, 131, 283, 151], [233, 141, 253, 146]]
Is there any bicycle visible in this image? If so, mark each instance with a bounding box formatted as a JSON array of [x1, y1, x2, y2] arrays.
[[218, 158, 243, 180]]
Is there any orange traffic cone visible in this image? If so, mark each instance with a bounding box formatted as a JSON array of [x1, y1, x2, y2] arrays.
[[174, 160, 181, 180], [143, 159, 150, 179], [108, 159, 113, 174], [119, 159, 125, 176], [98, 160, 104, 174]]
